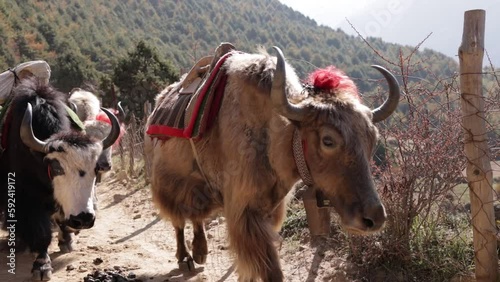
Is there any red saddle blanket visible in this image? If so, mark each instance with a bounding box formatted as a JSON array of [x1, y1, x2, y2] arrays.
[[146, 51, 234, 140]]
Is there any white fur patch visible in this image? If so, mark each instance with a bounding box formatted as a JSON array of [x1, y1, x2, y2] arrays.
[[69, 89, 101, 121], [47, 140, 102, 219]]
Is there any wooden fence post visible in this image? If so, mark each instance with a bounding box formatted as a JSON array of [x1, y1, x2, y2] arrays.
[[143, 101, 152, 184], [128, 113, 136, 177], [302, 186, 331, 236], [459, 9, 497, 282]]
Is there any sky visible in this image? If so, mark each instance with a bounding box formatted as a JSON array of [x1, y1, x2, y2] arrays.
[[279, 0, 500, 66]]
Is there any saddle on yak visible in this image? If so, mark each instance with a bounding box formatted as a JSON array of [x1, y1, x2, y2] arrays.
[[146, 42, 237, 141]]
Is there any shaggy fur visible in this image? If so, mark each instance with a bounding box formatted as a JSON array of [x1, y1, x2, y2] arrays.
[[69, 88, 100, 121], [0, 78, 105, 280], [68, 89, 125, 173], [145, 50, 389, 281]]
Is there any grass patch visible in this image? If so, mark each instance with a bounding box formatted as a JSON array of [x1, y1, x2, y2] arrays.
[[280, 198, 309, 240], [356, 211, 474, 282], [409, 214, 474, 281]]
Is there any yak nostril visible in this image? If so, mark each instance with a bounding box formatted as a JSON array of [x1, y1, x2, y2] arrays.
[[361, 203, 386, 230], [68, 216, 83, 229], [362, 217, 375, 229]]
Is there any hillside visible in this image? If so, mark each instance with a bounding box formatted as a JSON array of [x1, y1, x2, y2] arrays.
[[0, 0, 459, 94]]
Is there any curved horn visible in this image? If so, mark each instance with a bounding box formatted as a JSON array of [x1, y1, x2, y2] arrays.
[[69, 102, 78, 113], [271, 46, 305, 121], [20, 103, 48, 153], [117, 101, 126, 122], [100, 107, 120, 150], [370, 65, 401, 123]]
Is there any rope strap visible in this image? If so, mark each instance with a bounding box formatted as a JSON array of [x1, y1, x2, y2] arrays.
[[189, 138, 211, 187], [292, 129, 314, 186]]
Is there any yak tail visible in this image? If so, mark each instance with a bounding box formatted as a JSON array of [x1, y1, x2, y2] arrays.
[[226, 207, 284, 281]]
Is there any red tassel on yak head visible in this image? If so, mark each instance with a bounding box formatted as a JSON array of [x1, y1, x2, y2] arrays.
[[306, 66, 359, 99]]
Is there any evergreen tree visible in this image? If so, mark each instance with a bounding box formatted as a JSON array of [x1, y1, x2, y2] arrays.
[[52, 52, 97, 93], [112, 41, 178, 119]]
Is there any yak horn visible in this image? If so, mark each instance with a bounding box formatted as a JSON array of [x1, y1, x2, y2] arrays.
[[100, 107, 120, 150], [370, 65, 401, 123], [69, 102, 78, 113], [271, 46, 305, 121], [117, 101, 126, 122], [20, 103, 48, 153]]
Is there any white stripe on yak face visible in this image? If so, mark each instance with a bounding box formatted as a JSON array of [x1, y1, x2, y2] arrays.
[[47, 140, 103, 219]]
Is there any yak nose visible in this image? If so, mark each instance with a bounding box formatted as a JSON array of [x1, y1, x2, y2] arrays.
[[361, 203, 386, 231], [67, 212, 95, 229]]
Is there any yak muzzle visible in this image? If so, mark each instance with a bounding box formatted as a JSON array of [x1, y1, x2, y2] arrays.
[[66, 212, 95, 230], [344, 202, 386, 234], [331, 196, 387, 235]]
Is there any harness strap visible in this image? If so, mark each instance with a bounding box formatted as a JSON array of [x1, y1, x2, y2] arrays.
[[292, 128, 314, 186], [189, 138, 212, 188]]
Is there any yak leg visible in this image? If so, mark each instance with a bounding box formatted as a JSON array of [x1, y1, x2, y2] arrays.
[[173, 219, 195, 270], [227, 208, 283, 282], [191, 220, 208, 264], [18, 202, 54, 281], [57, 224, 74, 253]]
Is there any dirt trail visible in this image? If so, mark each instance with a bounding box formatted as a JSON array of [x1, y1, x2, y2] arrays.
[[1, 171, 350, 282]]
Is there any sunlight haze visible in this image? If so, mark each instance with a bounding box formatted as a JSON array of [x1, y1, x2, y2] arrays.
[[280, 0, 500, 66]]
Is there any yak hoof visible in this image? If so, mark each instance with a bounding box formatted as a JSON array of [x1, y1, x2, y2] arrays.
[[32, 263, 53, 281], [178, 257, 195, 271], [58, 241, 73, 253], [193, 254, 207, 264], [32, 254, 53, 281]]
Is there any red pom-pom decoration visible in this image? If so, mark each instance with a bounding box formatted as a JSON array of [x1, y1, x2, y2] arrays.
[[95, 112, 111, 124], [308, 67, 341, 90], [306, 66, 358, 98]]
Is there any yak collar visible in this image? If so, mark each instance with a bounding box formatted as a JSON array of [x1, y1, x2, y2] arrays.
[[292, 129, 313, 186]]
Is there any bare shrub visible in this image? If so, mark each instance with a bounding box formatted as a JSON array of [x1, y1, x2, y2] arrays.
[[347, 37, 500, 280]]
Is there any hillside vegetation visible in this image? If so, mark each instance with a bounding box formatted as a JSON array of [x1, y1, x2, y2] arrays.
[[0, 0, 458, 95]]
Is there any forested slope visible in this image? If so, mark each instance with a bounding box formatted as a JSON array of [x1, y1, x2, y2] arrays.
[[0, 0, 458, 93]]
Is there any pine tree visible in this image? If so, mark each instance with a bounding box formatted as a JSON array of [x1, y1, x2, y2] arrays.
[[112, 40, 178, 119]]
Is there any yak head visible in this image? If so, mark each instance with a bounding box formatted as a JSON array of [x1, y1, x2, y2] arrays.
[[271, 47, 400, 234], [69, 89, 126, 177], [20, 103, 121, 230], [68, 88, 126, 177]]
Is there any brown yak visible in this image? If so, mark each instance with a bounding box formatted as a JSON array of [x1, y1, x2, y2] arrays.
[[144, 46, 400, 281]]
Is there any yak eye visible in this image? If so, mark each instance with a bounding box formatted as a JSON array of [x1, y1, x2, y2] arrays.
[[48, 146, 56, 153], [322, 136, 335, 147], [79, 170, 86, 177], [57, 146, 65, 152]]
